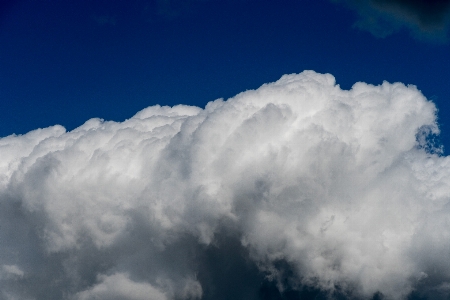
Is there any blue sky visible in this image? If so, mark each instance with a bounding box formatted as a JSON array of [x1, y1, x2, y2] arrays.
[[1, 0, 450, 149]]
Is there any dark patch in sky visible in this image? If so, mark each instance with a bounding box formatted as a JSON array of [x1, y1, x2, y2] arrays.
[[334, 0, 450, 39], [373, 0, 450, 27]]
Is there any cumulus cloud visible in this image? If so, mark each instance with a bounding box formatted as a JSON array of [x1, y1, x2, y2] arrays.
[[0, 70, 450, 299], [332, 0, 450, 41]]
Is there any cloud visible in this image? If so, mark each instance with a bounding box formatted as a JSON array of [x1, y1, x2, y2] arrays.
[[0, 70, 449, 299], [75, 273, 168, 300], [0, 265, 24, 279], [332, 0, 450, 41]]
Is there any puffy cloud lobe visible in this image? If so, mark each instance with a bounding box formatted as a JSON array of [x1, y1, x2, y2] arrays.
[[0, 70, 449, 299], [0, 265, 24, 280], [75, 273, 168, 300], [333, 0, 450, 40]]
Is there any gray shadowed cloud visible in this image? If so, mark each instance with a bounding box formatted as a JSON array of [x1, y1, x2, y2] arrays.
[[332, 0, 450, 41], [1, 71, 450, 299]]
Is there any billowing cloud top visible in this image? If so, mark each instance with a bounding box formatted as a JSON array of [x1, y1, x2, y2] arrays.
[[1, 71, 449, 299]]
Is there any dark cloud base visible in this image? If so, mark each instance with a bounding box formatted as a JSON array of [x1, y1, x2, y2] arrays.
[[0, 197, 428, 300], [0, 202, 354, 300]]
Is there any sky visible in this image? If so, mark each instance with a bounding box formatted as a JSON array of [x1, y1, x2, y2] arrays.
[[2, 0, 450, 299], [1, 0, 450, 147]]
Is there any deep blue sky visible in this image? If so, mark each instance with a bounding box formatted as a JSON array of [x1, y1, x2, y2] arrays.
[[1, 0, 450, 150]]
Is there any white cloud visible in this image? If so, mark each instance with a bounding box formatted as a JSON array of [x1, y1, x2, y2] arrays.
[[0, 70, 449, 299], [0, 265, 24, 279], [75, 272, 167, 300]]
